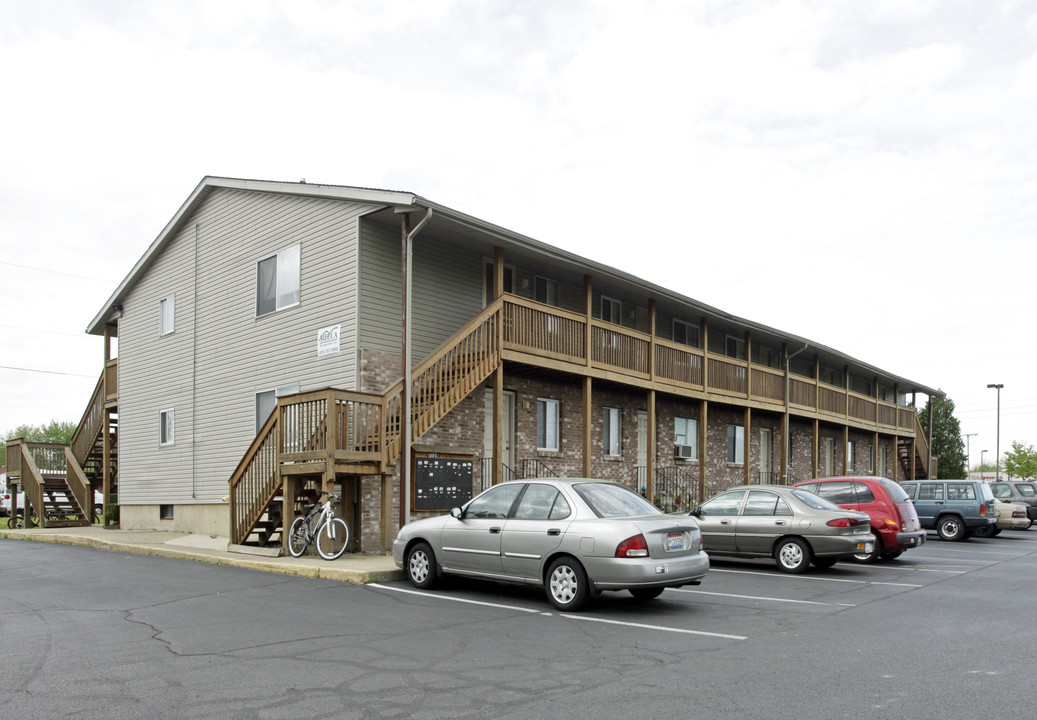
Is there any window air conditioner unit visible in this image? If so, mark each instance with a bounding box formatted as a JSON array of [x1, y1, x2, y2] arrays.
[[674, 444, 694, 460]]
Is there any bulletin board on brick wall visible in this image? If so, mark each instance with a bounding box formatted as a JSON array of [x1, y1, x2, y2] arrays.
[[413, 453, 474, 511]]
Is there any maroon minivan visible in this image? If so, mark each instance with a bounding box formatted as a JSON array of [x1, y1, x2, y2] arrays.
[[793, 476, 926, 562]]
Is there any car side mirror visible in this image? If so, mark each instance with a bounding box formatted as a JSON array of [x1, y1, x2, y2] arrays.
[[450, 507, 463, 520], [690, 507, 702, 518]]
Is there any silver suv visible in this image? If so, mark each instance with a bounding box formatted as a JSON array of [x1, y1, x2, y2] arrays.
[[987, 481, 1037, 525]]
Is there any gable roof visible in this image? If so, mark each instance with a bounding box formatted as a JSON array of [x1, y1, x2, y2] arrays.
[[88, 176, 940, 397]]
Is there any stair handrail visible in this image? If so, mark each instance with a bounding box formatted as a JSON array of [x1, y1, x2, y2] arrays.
[[912, 411, 932, 479], [228, 409, 279, 545], [14, 441, 46, 525], [63, 447, 93, 519], [382, 298, 503, 464], [69, 363, 109, 466]]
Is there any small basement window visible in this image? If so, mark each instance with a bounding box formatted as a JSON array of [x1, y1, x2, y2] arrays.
[[159, 504, 174, 520]]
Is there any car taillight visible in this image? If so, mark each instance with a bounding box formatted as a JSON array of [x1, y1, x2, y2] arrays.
[[826, 517, 864, 527], [615, 534, 649, 558], [980, 504, 986, 516]]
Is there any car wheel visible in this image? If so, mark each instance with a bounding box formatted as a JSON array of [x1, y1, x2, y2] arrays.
[[937, 515, 965, 541], [851, 531, 883, 563], [546, 557, 589, 611], [812, 557, 837, 569], [629, 587, 664, 600], [972, 524, 994, 538], [406, 542, 438, 590], [883, 550, 903, 561], [774, 537, 812, 574]]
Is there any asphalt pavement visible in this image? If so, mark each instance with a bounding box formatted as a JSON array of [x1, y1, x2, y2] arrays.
[[1, 523, 402, 584]]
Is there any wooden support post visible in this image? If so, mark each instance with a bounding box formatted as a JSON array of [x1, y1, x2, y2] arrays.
[[281, 472, 295, 556], [646, 390, 656, 503], [812, 420, 819, 479], [699, 400, 708, 503], [744, 407, 751, 485], [493, 364, 503, 485], [381, 474, 394, 553], [582, 376, 592, 477]]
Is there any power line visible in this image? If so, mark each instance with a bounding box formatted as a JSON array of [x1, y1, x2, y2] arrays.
[[0, 259, 115, 283], [0, 365, 95, 378]]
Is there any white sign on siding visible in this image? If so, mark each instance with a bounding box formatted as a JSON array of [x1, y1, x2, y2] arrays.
[[317, 324, 340, 356]]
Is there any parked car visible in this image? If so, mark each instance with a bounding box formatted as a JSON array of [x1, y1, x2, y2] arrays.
[[975, 500, 1030, 537], [793, 476, 926, 562], [987, 481, 1037, 525], [393, 478, 710, 611], [900, 479, 997, 541], [687, 485, 873, 573]]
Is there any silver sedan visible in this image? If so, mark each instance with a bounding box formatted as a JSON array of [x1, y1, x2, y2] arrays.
[[393, 478, 710, 611], [688, 485, 874, 573]]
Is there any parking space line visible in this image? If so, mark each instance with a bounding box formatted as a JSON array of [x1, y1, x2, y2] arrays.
[[368, 583, 542, 613], [709, 568, 921, 587], [370, 583, 747, 639], [672, 588, 855, 607], [564, 614, 747, 640]]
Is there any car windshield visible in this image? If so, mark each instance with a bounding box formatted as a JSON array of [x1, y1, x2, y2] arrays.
[[790, 488, 843, 511], [574, 482, 660, 518]]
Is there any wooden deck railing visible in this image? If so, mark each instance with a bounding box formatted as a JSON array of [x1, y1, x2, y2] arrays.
[[501, 295, 918, 433], [228, 410, 280, 545], [69, 360, 115, 467]]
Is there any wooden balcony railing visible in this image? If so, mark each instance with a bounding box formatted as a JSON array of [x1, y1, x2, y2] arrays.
[[501, 295, 918, 434], [69, 359, 116, 467]]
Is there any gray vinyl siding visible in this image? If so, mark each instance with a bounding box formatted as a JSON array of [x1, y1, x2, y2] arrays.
[[118, 188, 370, 505], [358, 220, 484, 360]]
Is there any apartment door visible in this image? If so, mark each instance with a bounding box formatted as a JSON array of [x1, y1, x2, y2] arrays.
[[759, 428, 773, 483], [483, 389, 516, 481]]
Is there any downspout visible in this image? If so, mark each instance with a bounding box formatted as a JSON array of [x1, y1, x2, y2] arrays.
[[401, 206, 433, 527], [192, 223, 199, 499], [784, 342, 809, 484]]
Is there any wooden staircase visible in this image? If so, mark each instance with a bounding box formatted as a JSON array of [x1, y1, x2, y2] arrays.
[[898, 411, 935, 480], [229, 300, 503, 548], [5, 360, 118, 527]]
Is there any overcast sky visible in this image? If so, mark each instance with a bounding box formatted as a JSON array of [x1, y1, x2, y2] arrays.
[[1, 0, 1034, 470]]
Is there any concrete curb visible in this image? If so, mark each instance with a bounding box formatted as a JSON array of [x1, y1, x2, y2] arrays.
[[1, 529, 404, 584]]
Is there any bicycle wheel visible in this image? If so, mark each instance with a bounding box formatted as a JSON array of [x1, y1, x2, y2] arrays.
[[316, 517, 350, 560], [287, 515, 309, 558]]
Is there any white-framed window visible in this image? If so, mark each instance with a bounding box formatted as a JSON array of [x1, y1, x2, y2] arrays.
[[725, 335, 746, 360], [159, 295, 175, 336], [847, 441, 856, 471], [673, 319, 699, 347], [256, 244, 301, 316], [674, 417, 698, 460], [537, 398, 560, 451], [535, 276, 560, 307], [159, 408, 175, 447], [603, 407, 622, 456], [877, 444, 887, 476], [601, 296, 622, 325], [726, 424, 744, 464], [867, 444, 874, 474], [255, 384, 300, 434]]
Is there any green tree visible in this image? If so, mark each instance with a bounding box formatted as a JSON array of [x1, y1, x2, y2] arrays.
[[1003, 441, 1037, 480], [917, 393, 966, 479], [1, 420, 78, 466]]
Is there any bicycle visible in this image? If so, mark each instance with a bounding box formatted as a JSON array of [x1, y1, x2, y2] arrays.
[[286, 491, 351, 560]]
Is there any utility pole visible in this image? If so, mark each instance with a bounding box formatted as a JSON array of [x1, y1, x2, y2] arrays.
[[964, 433, 977, 479]]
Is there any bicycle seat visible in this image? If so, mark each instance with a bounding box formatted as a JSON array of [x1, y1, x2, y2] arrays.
[[303, 503, 317, 512]]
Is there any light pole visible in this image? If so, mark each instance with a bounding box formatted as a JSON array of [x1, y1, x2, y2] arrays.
[[980, 450, 988, 478], [987, 384, 1003, 481], [964, 433, 977, 479]]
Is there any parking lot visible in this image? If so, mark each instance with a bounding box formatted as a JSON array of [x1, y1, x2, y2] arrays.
[[3, 530, 1035, 718]]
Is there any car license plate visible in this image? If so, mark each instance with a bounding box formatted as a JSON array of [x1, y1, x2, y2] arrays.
[[666, 533, 685, 551]]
